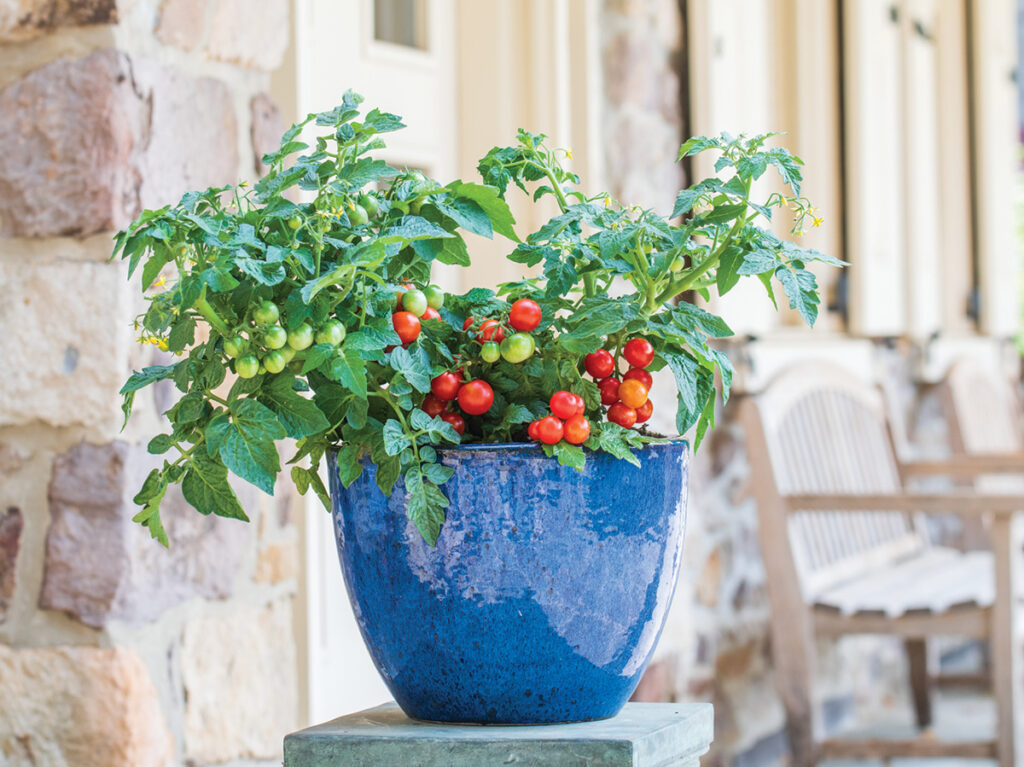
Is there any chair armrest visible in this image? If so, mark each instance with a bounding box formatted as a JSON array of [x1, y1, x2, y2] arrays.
[[900, 454, 1024, 479], [783, 492, 1024, 515]]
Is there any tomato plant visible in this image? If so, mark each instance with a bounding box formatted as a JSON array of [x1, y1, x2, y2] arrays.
[[114, 91, 842, 548]]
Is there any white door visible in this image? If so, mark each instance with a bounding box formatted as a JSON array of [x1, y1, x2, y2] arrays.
[[276, 0, 458, 726]]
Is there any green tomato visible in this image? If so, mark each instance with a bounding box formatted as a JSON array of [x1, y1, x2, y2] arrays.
[[348, 204, 369, 226], [236, 355, 259, 379], [409, 199, 423, 216], [287, 216, 302, 230], [500, 332, 535, 364], [264, 350, 287, 374], [264, 325, 287, 350], [253, 300, 279, 326], [358, 193, 379, 217], [316, 320, 346, 347], [401, 289, 428, 317], [279, 345, 296, 364], [288, 323, 315, 350], [669, 256, 685, 273], [480, 341, 500, 363], [424, 285, 445, 310], [223, 335, 246, 358]]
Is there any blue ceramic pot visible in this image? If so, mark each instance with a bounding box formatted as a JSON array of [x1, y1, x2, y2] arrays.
[[328, 440, 689, 724]]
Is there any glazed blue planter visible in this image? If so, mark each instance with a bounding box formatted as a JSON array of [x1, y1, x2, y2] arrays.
[[328, 440, 689, 725]]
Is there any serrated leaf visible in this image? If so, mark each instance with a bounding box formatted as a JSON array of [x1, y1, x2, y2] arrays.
[[404, 469, 448, 545], [551, 442, 586, 471], [222, 398, 286, 494], [447, 181, 519, 241], [182, 453, 249, 520], [326, 348, 368, 399], [382, 419, 409, 456], [259, 375, 331, 439], [335, 445, 365, 488]]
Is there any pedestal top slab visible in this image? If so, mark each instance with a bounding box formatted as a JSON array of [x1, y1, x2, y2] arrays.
[[284, 701, 714, 766]]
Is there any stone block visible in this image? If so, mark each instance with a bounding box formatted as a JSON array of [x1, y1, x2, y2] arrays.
[[0, 507, 22, 618], [182, 599, 297, 763], [0, 0, 117, 42], [284, 702, 714, 767], [154, 0, 206, 50], [0, 644, 173, 766], [255, 540, 298, 584], [0, 48, 238, 237], [0, 259, 129, 430], [40, 440, 253, 627], [251, 91, 284, 175], [206, 0, 288, 70]]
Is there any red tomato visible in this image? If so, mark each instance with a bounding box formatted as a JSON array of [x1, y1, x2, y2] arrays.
[[623, 367, 653, 391], [479, 320, 505, 343], [430, 371, 461, 402], [462, 317, 505, 343], [508, 299, 542, 331], [421, 394, 446, 417], [563, 415, 590, 445], [457, 379, 494, 415], [441, 412, 466, 435], [618, 379, 648, 409], [607, 402, 637, 428], [584, 349, 615, 379], [549, 391, 578, 420], [528, 420, 541, 441], [392, 311, 421, 344], [623, 338, 655, 368], [421, 306, 441, 321], [536, 416, 564, 445], [635, 399, 653, 423], [598, 377, 621, 406], [572, 394, 585, 416]]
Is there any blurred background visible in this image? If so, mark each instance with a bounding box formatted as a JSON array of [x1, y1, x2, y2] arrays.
[[0, 0, 1022, 765]]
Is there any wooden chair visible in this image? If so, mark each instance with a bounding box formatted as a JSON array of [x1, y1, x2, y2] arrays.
[[740, 362, 1021, 766]]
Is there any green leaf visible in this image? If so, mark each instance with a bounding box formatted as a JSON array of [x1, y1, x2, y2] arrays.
[[222, 398, 286, 494], [326, 348, 368, 399], [375, 454, 401, 497], [715, 245, 743, 296], [182, 453, 249, 520], [550, 442, 585, 471], [259, 375, 331, 439], [343, 327, 401, 352], [388, 346, 431, 393], [132, 469, 169, 547], [404, 469, 448, 545], [774, 263, 820, 326], [382, 419, 410, 456], [335, 445, 365, 488], [301, 343, 336, 374], [336, 157, 400, 187], [447, 181, 519, 241], [379, 216, 454, 245]]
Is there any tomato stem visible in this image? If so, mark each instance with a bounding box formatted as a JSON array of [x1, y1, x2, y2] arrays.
[[194, 287, 230, 335]]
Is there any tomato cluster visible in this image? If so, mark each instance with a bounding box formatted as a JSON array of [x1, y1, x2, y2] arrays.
[[421, 369, 495, 435], [527, 391, 590, 445], [584, 337, 655, 429], [392, 284, 445, 345], [226, 300, 347, 379], [463, 298, 542, 365]]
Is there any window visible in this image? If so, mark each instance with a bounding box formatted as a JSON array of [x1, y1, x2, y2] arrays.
[[373, 0, 427, 50]]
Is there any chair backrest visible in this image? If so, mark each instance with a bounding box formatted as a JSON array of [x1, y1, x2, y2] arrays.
[[943, 359, 1023, 455], [743, 362, 928, 601]]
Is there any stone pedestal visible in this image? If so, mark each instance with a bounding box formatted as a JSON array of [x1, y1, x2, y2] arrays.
[[284, 701, 714, 766]]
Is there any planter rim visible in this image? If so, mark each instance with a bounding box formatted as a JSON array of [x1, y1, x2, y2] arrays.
[[330, 438, 688, 454]]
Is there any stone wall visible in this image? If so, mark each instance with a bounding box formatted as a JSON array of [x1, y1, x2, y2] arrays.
[[0, 1, 298, 764]]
